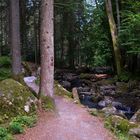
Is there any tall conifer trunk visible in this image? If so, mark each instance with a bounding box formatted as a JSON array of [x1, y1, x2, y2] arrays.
[[10, 0, 22, 78], [39, 0, 54, 97]]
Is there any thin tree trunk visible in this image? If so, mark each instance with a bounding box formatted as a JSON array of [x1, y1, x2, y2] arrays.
[[10, 0, 22, 77], [39, 0, 54, 98], [105, 0, 122, 75], [115, 0, 120, 32]]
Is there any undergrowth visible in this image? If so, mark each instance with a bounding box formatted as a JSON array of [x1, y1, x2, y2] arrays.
[[0, 115, 37, 139]]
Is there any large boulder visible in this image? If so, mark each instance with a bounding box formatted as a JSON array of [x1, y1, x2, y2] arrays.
[[0, 79, 36, 123]]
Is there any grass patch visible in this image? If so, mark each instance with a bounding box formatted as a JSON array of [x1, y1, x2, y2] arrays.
[[8, 115, 37, 134]]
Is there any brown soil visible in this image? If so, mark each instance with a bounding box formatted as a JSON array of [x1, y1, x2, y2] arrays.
[[15, 80, 117, 140]]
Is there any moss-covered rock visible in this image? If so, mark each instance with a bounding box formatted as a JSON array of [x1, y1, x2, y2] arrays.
[[97, 79, 115, 86], [0, 79, 37, 124], [105, 115, 138, 134], [54, 81, 72, 98]]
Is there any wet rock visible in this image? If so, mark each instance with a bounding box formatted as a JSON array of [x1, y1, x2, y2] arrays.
[[24, 76, 37, 83], [99, 85, 116, 96], [130, 109, 140, 123], [98, 96, 113, 107], [91, 94, 103, 103], [91, 67, 113, 74], [77, 87, 90, 93], [61, 81, 71, 89], [129, 127, 140, 139], [102, 106, 117, 116], [63, 73, 78, 81]]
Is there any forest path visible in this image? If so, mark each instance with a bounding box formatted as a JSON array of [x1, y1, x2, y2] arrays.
[[15, 78, 116, 140]]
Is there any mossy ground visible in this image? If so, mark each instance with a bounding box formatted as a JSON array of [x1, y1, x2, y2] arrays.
[[54, 81, 72, 98], [104, 115, 138, 140], [41, 96, 55, 111], [0, 79, 36, 124]]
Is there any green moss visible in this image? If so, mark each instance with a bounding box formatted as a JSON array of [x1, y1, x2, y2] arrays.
[[41, 96, 55, 111], [54, 81, 72, 98], [114, 71, 131, 82], [0, 79, 36, 124], [105, 115, 138, 140], [79, 73, 93, 79], [89, 109, 98, 116]]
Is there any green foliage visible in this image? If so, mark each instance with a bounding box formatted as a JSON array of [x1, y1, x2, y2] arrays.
[[0, 56, 11, 81], [0, 68, 11, 81], [8, 122, 24, 134], [8, 115, 37, 134], [0, 56, 11, 67], [81, 3, 112, 67], [10, 116, 37, 128], [115, 71, 130, 82], [119, 1, 140, 55], [41, 96, 55, 111], [0, 127, 13, 140], [104, 116, 136, 140]]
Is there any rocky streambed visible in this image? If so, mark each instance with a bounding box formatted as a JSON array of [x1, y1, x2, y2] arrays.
[[55, 69, 140, 139]]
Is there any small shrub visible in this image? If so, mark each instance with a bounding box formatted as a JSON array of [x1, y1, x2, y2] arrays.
[[114, 71, 130, 82], [11, 116, 37, 128], [104, 116, 135, 140], [8, 122, 24, 134], [0, 127, 13, 140]]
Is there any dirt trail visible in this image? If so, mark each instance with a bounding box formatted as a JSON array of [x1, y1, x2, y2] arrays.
[[16, 80, 116, 140]]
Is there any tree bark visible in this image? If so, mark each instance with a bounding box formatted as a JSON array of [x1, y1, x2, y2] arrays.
[[105, 0, 122, 75], [39, 0, 54, 98], [115, 0, 120, 32], [10, 0, 22, 77]]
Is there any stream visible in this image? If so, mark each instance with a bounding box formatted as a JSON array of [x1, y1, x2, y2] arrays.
[[55, 71, 138, 119]]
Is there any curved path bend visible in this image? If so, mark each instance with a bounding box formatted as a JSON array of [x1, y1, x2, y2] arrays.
[[16, 79, 116, 140]]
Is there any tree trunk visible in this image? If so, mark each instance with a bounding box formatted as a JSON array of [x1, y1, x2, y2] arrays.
[[105, 0, 122, 75], [10, 0, 22, 77], [39, 0, 54, 98], [115, 0, 120, 32]]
